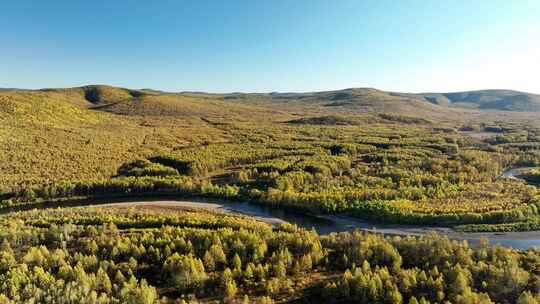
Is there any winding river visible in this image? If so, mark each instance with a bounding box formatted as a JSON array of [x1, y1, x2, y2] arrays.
[[95, 198, 540, 250], [501, 167, 540, 179], [3, 167, 540, 249], [105, 167, 540, 249]]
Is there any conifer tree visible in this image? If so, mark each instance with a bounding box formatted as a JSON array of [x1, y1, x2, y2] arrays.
[[97, 267, 112, 294], [163, 253, 207, 290]]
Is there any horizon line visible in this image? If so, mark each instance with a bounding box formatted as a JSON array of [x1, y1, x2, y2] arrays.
[[2, 83, 539, 96]]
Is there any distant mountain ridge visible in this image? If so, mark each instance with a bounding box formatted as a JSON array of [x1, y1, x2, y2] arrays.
[[222, 88, 540, 112], [2, 85, 540, 114], [412, 90, 540, 112]]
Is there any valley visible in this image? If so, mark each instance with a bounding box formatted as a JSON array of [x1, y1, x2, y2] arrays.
[[2, 85, 540, 303], [3, 85, 540, 233], [4, 1, 540, 302]]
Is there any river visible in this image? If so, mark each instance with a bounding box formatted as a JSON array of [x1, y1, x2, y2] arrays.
[[100, 199, 540, 250], [98, 167, 540, 249], [3, 167, 540, 249], [501, 167, 540, 179], [6, 195, 538, 250]]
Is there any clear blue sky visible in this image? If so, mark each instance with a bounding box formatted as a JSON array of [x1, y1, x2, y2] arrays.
[[1, 0, 539, 93]]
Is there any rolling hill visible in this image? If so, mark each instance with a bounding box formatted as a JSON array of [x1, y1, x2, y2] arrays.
[[196, 88, 540, 120], [411, 89, 540, 112], [1, 84, 539, 188], [4, 85, 539, 120]]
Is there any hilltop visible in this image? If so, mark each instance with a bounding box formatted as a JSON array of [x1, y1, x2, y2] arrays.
[[412, 89, 540, 112], [199, 87, 540, 115], [3, 85, 540, 119]]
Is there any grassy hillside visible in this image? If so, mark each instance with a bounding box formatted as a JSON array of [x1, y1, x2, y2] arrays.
[[0, 85, 303, 190], [217, 88, 468, 122], [40, 85, 144, 107], [99, 93, 288, 122], [0, 90, 229, 190], [415, 90, 540, 112]]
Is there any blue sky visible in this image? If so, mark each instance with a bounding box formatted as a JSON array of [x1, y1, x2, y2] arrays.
[[1, 0, 539, 93]]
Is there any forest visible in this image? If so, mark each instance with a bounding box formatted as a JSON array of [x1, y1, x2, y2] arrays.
[[3, 114, 540, 232], [0, 206, 539, 303]]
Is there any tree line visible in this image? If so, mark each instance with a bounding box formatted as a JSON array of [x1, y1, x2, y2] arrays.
[[0, 207, 539, 303]]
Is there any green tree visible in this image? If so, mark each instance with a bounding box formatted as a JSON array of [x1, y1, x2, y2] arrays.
[[208, 244, 227, 270], [163, 253, 207, 290], [224, 280, 238, 301], [0, 249, 16, 273], [120, 278, 157, 304], [233, 253, 242, 271], [97, 267, 113, 294], [517, 291, 537, 304]]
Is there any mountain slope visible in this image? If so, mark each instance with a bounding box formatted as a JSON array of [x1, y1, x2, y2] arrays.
[[1, 84, 539, 191], [0, 90, 231, 189], [3, 85, 539, 115], [414, 90, 540, 112], [214, 88, 468, 121], [39, 85, 145, 107], [97, 92, 289, 122]]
